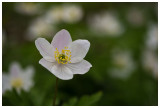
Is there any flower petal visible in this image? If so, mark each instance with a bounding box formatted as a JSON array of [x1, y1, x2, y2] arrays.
[[35, 38, 55, 62], [9, 62, 22, 78], [51, 29, 72, 51], [39, 58, 55, 72], [24, 66, 35, 79], [69, 39, 90, 63], [66, 60, 92, 74], [2, 73, 12, 94], [22, 66, 35, 91], [39, 58, 73, 80], [51, 64, 73, 80]]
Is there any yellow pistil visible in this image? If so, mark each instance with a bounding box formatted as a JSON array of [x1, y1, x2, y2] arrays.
[[54, 47, 71, 64], [11, 78, 23, 89]]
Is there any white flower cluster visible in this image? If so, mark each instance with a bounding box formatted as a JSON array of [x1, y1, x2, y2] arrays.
[[27, 4, 83, 40]]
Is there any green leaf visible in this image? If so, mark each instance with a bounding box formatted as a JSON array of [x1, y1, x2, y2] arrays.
[[76, 91, 102, 106], [63, 97, 78, 106]]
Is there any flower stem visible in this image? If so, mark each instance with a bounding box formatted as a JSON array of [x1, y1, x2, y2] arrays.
[[53, 77, 58, 106]]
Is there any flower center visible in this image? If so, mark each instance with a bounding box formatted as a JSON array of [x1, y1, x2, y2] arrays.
[[54, 47, 71, 64], [11, 78, 23, 89], [114, 57, 127, 69]]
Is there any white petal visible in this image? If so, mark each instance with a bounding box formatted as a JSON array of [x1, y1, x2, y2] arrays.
[[39, 58, 73, 80], [66, 60, 92, 74], [69, 39, 90, 63], [22, 66, 35, 91], [51, 29, 72, 51], [35, 38, 55, 62], [51, 64, 73, 80], [2, 73, 12, 94], [23, 79, 33, 92], [24, 66, 35, 79], [9, 62, 22, 78], [39, 58, 55, 72]]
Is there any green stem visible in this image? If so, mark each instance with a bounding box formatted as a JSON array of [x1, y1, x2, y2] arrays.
[[53, 77, 58, 106]]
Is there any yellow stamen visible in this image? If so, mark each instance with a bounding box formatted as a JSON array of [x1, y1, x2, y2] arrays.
[[54, 47, 71, 64], [11, 78, 23, 89]]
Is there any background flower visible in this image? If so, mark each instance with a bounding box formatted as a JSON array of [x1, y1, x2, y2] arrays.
[[27, 17, 56, 40], [141, 23, 158, 78], [108, 50, 136, 79], [142, 50, 157, 78], [45, 6, 64, 23], [62, 4, 83, 23], [145, 23, 158, 51], [88, 11, 124, 37], [2, 62, 34, 94], [14, 3, 43, 15], [126, 7, 145, 27]]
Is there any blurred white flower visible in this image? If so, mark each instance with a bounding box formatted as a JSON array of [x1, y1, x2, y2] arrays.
[[2, 62, 34, 94], [88, 11, 124, 36], [45, 6, 64, 23], [27, 17, 56, 40], [108, 50, 136, 79], [14, 3, 42, 15], [62, 5, 83, 23], [145, 23, 158, 51], [142, 23, 158, 78], [127, 8, 144, 27], [35, 29, 92, 80], [142, 50, 157, 78], [45, 4, 83, 24]]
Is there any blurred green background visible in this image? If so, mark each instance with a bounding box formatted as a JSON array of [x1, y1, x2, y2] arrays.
[[2, 2, 158, 106]]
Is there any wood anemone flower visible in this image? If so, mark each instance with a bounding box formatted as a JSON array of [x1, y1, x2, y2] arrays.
[[35, 29, 92, 80]]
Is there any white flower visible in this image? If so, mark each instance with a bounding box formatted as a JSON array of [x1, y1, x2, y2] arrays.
[[62, 5, 83, 23], [142, 50, 158, 78], [45, 6, 64, 23], [127, 8, 144, 27], [14, 3, 42, 15], [108, 50, 136, 79], [35, 29, 92, 80], [27, 17, 55, 40], [88, 11, 124, 36], [145, 23, 158, 51], [2, 62, 34, 94], [142, 23, 158, 78]]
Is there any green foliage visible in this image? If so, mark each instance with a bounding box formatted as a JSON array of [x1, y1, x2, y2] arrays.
[[77, 91, 102, 106], [63, 91, 102, 106]]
